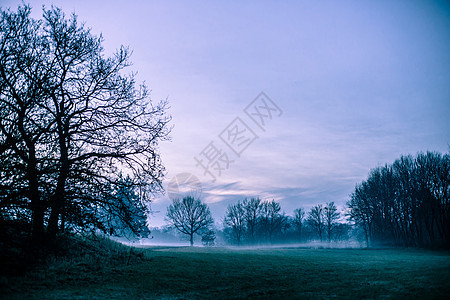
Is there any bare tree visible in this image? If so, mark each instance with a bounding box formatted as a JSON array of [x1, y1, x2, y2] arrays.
[[0, 5, 170, 242], [224, 200, 246, 245], [0, 5, 52, 241], [243, 197, 261, 242], [166, 196, 213, 246], [324, 202, 340, 242], [307, 204, 324, 241], [348, 185, 374, 247], [293, 208, 305, 241], [259, 200, 286, 242]]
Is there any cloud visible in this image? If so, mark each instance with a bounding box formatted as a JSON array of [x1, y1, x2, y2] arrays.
[[19, 0, 446, 227]]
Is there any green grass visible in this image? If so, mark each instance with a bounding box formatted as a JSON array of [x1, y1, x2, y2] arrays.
[[2, 246, 450, 299]]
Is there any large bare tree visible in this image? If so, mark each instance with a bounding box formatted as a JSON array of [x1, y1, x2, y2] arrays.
[[0, 5, 170, 242], [166, 196, 213, 246]]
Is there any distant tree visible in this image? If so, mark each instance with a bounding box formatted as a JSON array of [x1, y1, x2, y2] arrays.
[[224, 201, 246, 245], [324, 202, 340, 242], [201, 229, 216, 246], [259, 200, 286, 242], [166, 196, 213, 246], [293, 208, 305, 241], [0, 5, 170, 242], [243, 197, 261, 242], [307, 205, 324, 241], [333, 223, 351, 241]]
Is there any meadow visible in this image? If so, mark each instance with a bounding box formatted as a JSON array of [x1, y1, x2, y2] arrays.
[[3, 245, 450, 299]]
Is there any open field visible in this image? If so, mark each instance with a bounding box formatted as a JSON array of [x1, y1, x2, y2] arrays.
[[3, 246, 450, 299]]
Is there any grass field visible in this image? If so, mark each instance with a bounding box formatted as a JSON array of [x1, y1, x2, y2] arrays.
[[3, 246, 450, 299]]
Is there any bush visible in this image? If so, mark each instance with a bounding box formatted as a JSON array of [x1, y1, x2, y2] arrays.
[[201, 230, 216, 246]]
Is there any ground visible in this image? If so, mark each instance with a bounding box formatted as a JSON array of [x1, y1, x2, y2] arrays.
[[2, 246, 450, 299]]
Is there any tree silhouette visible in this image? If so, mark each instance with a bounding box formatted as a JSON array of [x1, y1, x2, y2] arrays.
[[166, 196, 213, 246], [260, 200, 286, 242], [0, 5, 169, 242], [224, 200, 246, 245], [243, 197, 261, 242], [348, 151, 449, 248], [307, 204, 324, 241], [293, 208, 305, 241], [324, 202, 340, 242]]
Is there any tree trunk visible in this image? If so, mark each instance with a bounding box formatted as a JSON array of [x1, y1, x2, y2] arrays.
[[47, 150, 69, 237], [47, 117, 70, 238], [31, 203, 44, 242], [27, 147, 44, 243], [47, 172, 68, 238], [363, 226, 369, 248], [190, 233, 194, 246]]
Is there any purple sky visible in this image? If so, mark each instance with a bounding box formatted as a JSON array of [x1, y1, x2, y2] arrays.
[[4, 0, 450, 227]]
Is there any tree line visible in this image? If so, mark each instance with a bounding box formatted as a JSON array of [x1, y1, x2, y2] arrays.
[[166, 196, 350, 246], [348, 151, 449, 248], [223, 198, 347, 245]]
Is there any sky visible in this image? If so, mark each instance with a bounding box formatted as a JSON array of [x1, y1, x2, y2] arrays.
[[3, 0, 450, 227]]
